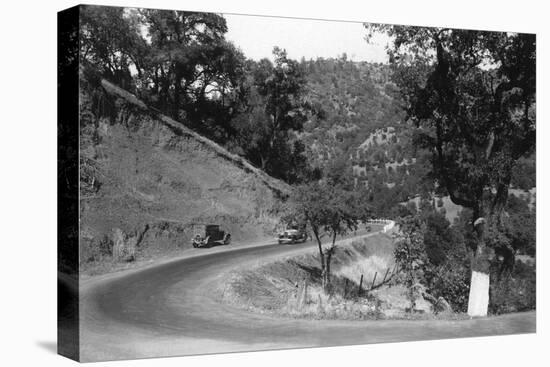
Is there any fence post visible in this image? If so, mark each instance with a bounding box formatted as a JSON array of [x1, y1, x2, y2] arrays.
[[381, 268, 390, 285], [371, 272, 378, 290], [344, 278, 349, 298], [302, 278, 308, 307]]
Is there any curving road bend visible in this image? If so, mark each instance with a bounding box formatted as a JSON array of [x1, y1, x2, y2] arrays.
[[80, 233, 536, 362]]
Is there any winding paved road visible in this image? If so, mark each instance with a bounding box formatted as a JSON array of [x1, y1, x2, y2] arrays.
[[79, 233, 536, 362]]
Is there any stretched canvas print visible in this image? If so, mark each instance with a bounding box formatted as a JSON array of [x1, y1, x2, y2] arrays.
[[58, 4, 536, 362]]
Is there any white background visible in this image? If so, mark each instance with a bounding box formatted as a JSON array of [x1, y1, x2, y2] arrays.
[[0, 0, 547, 366]]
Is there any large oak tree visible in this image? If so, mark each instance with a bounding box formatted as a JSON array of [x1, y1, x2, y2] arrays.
[[366, 25, 535, 316]]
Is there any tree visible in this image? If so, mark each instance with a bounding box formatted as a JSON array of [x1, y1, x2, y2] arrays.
[[367, 25, 535, 316], [252, 47, 308, 171], [231, 48, 314, 183], [394, 210, 472, 312], [80, 5, 148, 89], [489, 195, 536, 272], [421, 209, 455, 266], [393, 215, 428, 312], [80, 8, 318, 183], [81, 7, 250, 145], [291, 180, 362, 292], [142, 9, 247, 132]]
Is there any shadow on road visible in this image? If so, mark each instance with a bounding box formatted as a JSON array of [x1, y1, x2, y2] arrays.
[[195, 242, 230, 249]]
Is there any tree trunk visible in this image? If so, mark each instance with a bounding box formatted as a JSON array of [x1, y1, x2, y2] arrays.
[[322, 255, 330, 292], [312, 228, 328, 292], [320, 257, 328, 291], [173, 75, 181, 120], [323, 245, 335, 293], [467, 217, 492, 317], [322, 232, 338, 292], [260, 155, 268, 171], [159, 66, 168, 113]]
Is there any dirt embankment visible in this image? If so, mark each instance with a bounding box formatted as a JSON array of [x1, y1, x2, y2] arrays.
[[78, 73, 289, 276], [218, 233, 444, 320]]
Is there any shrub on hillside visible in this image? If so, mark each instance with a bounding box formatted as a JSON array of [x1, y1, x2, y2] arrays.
[[426, 262, 470, 312], [80, 234, 113, 263], [489, 261, 536, 314], [393, 216, 428, 312]]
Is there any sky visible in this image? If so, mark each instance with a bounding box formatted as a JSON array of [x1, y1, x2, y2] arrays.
[[224, 13, 390, 63]]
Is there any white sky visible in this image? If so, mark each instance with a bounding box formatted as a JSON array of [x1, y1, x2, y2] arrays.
[[224, 13, 390, 63]]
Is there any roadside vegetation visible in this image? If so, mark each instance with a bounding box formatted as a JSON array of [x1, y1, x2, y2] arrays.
[[286, 157, 370, 293], [369, 25, 535, 316], [220, 234, 403, 320], [78, 6, 535, 318]]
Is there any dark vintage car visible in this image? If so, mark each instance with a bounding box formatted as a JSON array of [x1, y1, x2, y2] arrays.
[[278, 226, 307, 244], [191, 224, 231, 248]]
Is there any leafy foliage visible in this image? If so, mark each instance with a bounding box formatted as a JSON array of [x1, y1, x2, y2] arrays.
[[489, 261, 536, 314], [392, 204, 535, 314], [231, 48, 313, 183], [80, 6, 148, 90], [289, 164, 367, 292], [369, 25, 535, 219], [421, 210, 456, 266], [368, 24, 536, 314], [299, 57, 405, 168], [393, 215, 428, 311], [511, 155, 536, 191], [80, 6, 318, 184]]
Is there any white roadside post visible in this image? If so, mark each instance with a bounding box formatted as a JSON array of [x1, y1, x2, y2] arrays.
[[467, 217, 490, 317], [467, 271, 490, 316]]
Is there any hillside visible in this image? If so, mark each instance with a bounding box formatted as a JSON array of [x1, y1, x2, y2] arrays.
[[300, 58, 536, 218], [301, 59, 405, 166], [78, 71, 289, 275], [299, 59, 428, 211]]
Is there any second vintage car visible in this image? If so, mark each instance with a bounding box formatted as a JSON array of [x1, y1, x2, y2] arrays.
[[278, 226, 307, 244]]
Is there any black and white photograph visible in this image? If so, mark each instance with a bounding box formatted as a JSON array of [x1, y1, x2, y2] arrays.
[[55, 3, 539, 362], [3, 1, 547, 366]]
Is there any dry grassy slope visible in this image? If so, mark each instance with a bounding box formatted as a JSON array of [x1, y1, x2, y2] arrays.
[[79, 77, 290, 272], [220, 233, 400, 319]]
